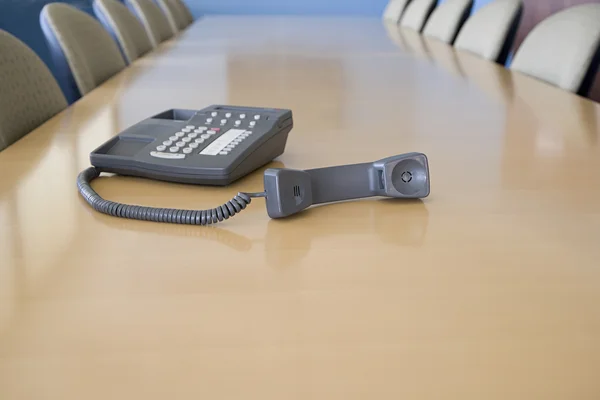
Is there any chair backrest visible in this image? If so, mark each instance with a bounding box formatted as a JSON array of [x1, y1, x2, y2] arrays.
[[0, 30, 67, 152], [125, 0, 175, 48], [454, 0, 523, 64], [382, 0, 412, 24], [155, 0, 188, 32], [510, 4, 600, 96], [174, 0, 194, 25], [423, 0, 473, 44], [400, 0, 438, 33], [40, 3, 126, 103], [93, 0, 153, 64]]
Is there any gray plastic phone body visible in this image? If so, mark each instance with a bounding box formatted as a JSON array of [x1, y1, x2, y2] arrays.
[[89, 105, 293, 185]]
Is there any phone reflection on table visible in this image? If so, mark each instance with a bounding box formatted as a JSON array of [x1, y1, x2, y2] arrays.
[[264, 198, 430, 268]]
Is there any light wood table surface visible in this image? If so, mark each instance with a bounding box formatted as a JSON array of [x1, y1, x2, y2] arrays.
[[1, 16, 600, 399]]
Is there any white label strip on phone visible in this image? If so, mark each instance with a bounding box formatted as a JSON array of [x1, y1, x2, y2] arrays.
[[200, 129, 246, 156]]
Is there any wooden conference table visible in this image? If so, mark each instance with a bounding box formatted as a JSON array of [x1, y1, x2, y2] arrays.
[[1, 16, 600, 399]]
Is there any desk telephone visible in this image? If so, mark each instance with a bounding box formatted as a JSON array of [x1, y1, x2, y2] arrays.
[[77, 105, 431, 224]]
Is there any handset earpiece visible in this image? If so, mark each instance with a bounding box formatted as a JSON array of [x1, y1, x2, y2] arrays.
[[263, 152, 430, 218]]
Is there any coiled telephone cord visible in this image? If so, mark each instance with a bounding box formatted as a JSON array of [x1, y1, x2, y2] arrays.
[[77, 167, 265, 225]]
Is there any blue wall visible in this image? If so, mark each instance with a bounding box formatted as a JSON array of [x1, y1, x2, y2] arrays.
[[0, 0, 496, 99], [185, 0, 496, 16]]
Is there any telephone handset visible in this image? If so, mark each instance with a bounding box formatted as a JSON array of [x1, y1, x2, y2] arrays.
[[77, 105, 430, 224]]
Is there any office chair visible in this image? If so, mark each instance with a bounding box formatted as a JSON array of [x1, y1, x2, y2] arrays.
[[454, 0, 523, 65], [423, 0, 474, 45], [125, 0, 175, 48], [155, 0, 189, 32], [93, 0, 153, 64], [40, 3, 126, 104], [0, 30, 67, 152], [382, 0, 412, 25], [400, 0, 438, 33], [510, 4, 600, 97]]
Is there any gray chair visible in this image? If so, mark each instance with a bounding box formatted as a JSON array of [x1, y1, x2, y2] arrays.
[[510, 4, 600, 96], [454, 0, 523, 64], [0, 29, 67, 152], [399, 0, 438, 33], [40, 3, 126, 101], [383, 0, 412, 25], [423, 0, 474, 44], [125, 0, 175, 48], [93, 0, 153, 64], [155, 0, 189, 32]]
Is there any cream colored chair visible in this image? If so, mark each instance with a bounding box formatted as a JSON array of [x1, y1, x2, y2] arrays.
[[125, 0, 175, 48], [0, 30, 67, 152], [423, 0, 473, 44], [93, 0, 153, 64], [454, 0, 523, 64], [40, 3, 126, 103], [156, 0, 189, 32], [510, 4, 600, 96], [382, 0, 412, 24], [174, 0, 194, 25], [399, 0, 438, 33]]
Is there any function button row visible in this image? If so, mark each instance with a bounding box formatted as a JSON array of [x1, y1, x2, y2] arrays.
[[205, 113, 260, 124]]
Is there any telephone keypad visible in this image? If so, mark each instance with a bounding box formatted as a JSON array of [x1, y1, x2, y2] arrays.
[[149, 110, 268, 158]]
